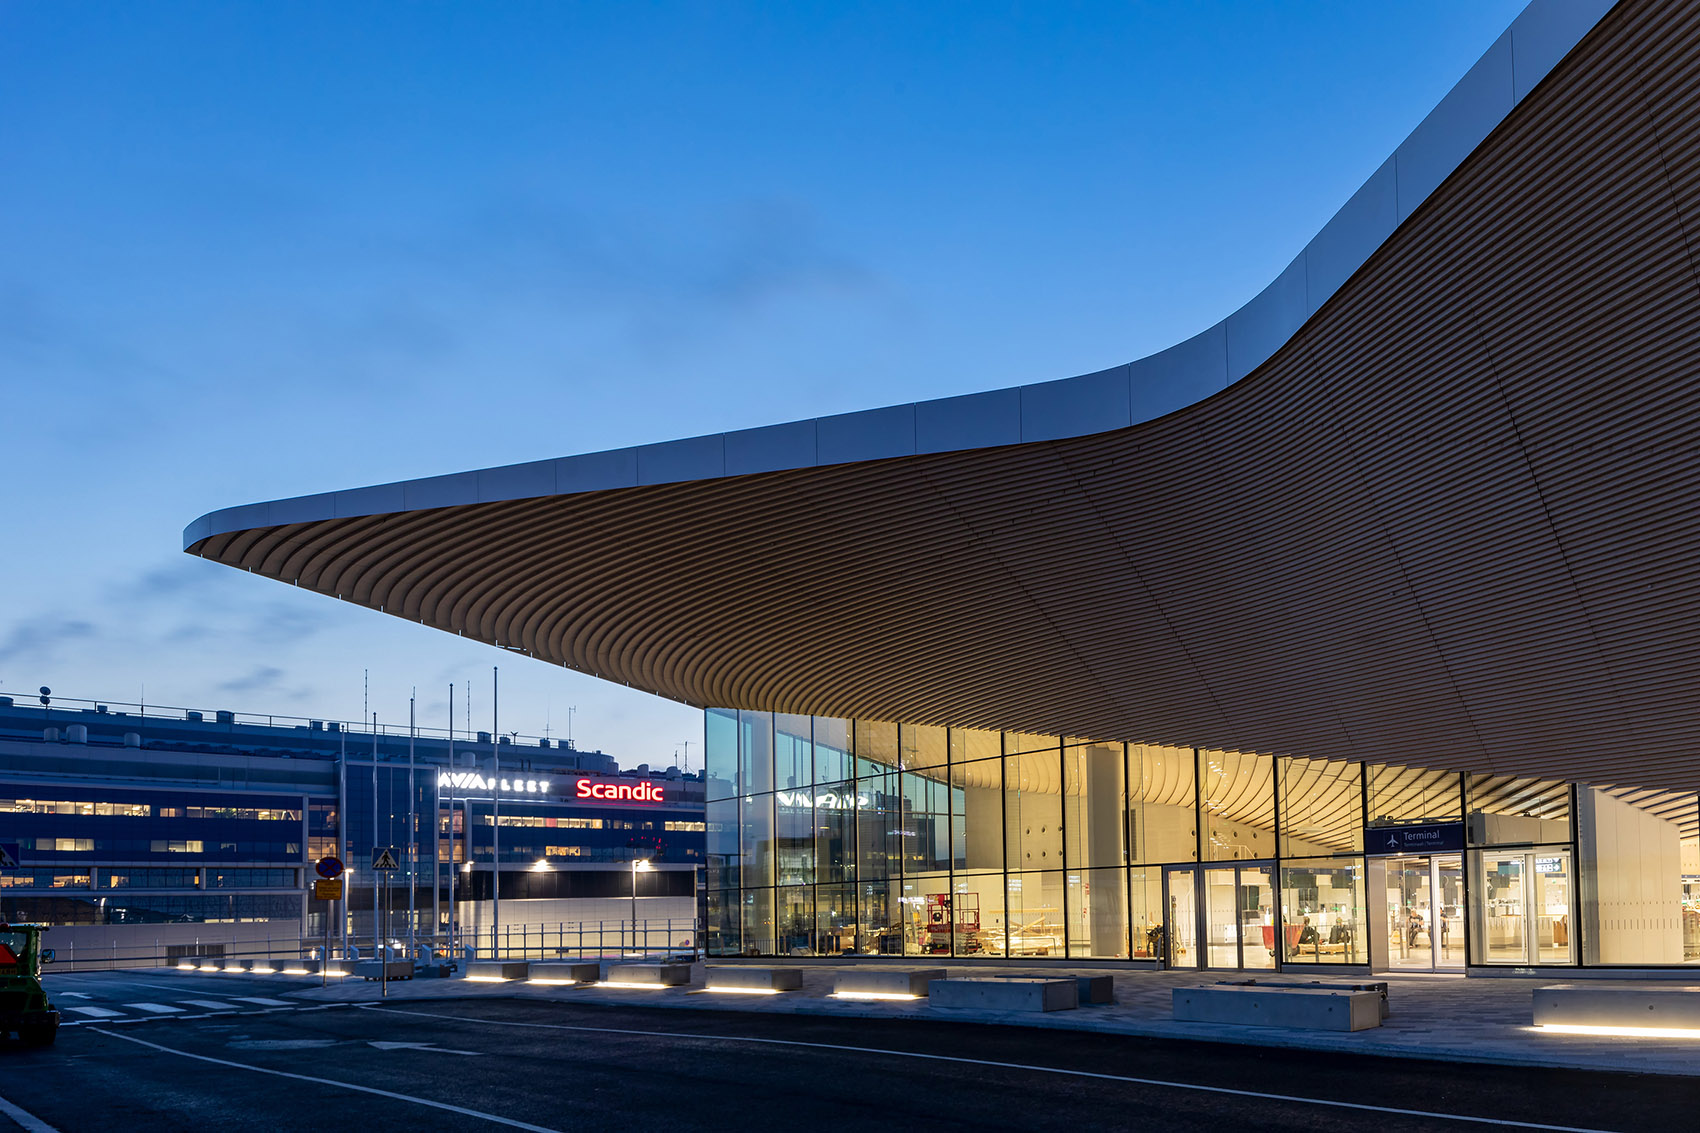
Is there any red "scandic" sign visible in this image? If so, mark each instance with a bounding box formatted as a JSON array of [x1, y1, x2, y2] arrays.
[[576, 779, 664, 802]]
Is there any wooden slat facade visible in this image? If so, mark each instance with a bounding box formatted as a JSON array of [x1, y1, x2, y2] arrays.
[[190, 0, 1700, 793]]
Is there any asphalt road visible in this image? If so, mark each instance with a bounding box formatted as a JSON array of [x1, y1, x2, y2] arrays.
[[1, 987, 1693, 1131]]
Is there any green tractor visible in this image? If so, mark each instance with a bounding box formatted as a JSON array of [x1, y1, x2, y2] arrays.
[[0, 923, 59, 1047]]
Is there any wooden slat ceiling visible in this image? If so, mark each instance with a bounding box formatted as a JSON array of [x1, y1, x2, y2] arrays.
[[189, 0, 1700, 794]]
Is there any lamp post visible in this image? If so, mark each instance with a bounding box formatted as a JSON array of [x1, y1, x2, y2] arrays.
[[630, 858, 652, 955]]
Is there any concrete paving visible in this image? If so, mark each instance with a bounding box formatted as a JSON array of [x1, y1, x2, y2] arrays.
[[221, 961, 1700, 1078]]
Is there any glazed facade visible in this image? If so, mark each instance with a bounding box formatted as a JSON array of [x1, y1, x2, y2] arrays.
[[706, 711, 1700, 971]]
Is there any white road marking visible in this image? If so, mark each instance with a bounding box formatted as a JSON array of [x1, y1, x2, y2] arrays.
[[368, 1040, 481, 1056], [65, 1007, 123, 1018], [0, 1093, 62, 1133], [363, 1006, 1620, 1133], [58, 992, 91, 1000], [125, 1003, 183, 1014], [182, 1000, 241, 1011], [88, 1029, 561, 1132], [232, 997, 292, 1007]]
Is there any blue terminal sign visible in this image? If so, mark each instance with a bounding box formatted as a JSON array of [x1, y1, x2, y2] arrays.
[[1370, 822, 1465, 855]]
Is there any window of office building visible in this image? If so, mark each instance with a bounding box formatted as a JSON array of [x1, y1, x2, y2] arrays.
[[1279, 858, 1367, 965], [1201, 750, 1275, 862], [1280, 758, 1362, 857], [1128, 744, 1196, 864], [0, 870, 90, 889], [1578, 788, 1700, 965]]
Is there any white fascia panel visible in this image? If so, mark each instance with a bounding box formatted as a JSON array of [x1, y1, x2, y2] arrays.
[[1395, 33, 1516, 224], [1226, 255, 1311, 384], [637, 433, 726, 487], [556, 447, 640, 495], [1129, 323, 1229, 424], [401, 471, 479, 512], [333, 483, 406, 520], [1512, 0, 1620, 102], [916, 387, 1022, 454], [1020, 366, 1133, 443], [725, 420, 819, 476], [817, 404, 917, 466], [1305, 158, 1399, 312], [477, 459, 556, 503]]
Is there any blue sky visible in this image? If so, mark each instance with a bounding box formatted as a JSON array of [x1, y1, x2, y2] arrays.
[[0, 1, 1527, 766]]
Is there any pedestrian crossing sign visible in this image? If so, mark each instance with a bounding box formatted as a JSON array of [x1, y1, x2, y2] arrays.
[[0, 843, 18, 870], [372, 847, 399, 871]]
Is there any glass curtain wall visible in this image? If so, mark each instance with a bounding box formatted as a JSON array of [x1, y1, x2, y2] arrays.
[[1467, 775, 1574, 965], [706, 713, 1692, 970], [1278, 758, 1365, 965]]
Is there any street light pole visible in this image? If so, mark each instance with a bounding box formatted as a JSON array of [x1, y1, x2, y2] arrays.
[[630, 859, 651, 956], [492, 666, 500, 960]]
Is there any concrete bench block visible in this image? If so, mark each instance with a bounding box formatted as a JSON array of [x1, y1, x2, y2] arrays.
[[529, 962, 601, 984], [1173, 985, 1381, 1031], [704, 967, 804, 991], [606, 963, 692, 986], [353, 960, 414, 982], [832, 968, 946, 997], [930, 978, 1078, 1012], [1221, 979, 1388, 1019], [1533, 985, 1700, 1029], [993, 973, 1114, 1004], [466, 960, 531, 981]]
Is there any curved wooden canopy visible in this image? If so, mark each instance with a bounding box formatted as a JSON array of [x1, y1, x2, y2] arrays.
[[189, 0, 1700, 792]]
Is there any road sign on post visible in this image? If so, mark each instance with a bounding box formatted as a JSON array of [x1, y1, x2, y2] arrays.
[[316, 856, 345, 880], [313, 879, 343, 901], [0, 843, 18, 871], [371, 847, 399, 999]]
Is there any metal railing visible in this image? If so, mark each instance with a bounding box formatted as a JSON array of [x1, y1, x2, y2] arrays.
[[38, 919, 701, 972]]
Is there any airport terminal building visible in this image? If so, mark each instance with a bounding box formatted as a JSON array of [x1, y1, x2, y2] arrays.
[[184, 0, 1700, 974]]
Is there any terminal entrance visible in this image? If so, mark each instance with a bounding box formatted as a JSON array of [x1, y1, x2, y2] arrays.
[[1378, 855, 1464, 971], [1163, 863, 1276, 970]]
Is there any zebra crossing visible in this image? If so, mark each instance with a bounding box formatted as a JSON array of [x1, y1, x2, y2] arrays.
[[60, 996, 297, 1026]]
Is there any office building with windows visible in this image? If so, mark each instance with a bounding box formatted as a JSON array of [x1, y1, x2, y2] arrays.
[[0, 696, 703, 964], [184, 0, 1700, 974]]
